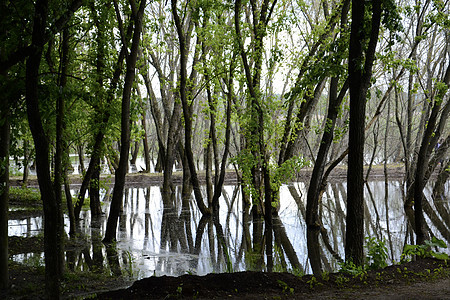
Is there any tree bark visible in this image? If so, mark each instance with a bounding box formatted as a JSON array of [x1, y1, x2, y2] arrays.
[[0, 103, 9, 290], [104, 0, 146, 243], [57, 27, 77, 237], [141, 112, 151, 172], [74, 42, 128, 220], [346, 0, 381, 266], [26, 1, 65, 297], [413, 63, 450, 245], [172, 0, 210, 216], [90, 156, 102, 217], [307, 77, 349, 275]]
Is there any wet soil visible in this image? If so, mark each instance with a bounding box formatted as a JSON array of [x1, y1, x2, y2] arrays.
[[2, 252, 450, 299], [95, 258, 450, 299], [10, 164, 410, 189]]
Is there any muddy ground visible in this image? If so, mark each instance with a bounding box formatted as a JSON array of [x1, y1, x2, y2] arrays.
[[10, 164, 411, 188], [96, 258, 450, 299], [3, 250, 450, 299]]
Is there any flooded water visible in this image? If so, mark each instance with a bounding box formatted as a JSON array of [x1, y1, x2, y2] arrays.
[[8, 180, 450, 279]]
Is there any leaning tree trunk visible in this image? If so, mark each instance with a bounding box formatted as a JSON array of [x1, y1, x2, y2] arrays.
[[103, 0, 146, 243], [413, 63, 450, 245], [307, 77, 349, 275], [73, 43, 127, 221], [141, 113, 151, 172], [305, 0, 350, 275]]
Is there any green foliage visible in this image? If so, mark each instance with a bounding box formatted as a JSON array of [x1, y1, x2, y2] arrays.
[[277, 280, 294, 295], [400, 237, 449, 263], [339, 237, 390, 275], [321, 271, 330, 281], [338, 260, 366, 276], [9, 186, 40, 203], [306, 275, 322, 289], [335, 274, 350, 288], [365, 237, 389, 270], [271, 156, 309, 192], [381, 0, 404, 46]]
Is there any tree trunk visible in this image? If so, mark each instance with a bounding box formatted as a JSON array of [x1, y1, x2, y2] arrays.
[[307, 77, 348, 275], [22, 140, 30, 184], [130, 140, 139, 165], [413, 63, 450, 245], [172, 0, 210, 216], [103, 0, 146, 243], [0, 105, 9, 289], [77, 144, 85, 175], [74, 43, 127, 220], [304, 0, 350, 272], [141, 113, 151, 172], [346, 0, 381, 266], [26, 1, 65, 297], [90, 156, 102, 217]]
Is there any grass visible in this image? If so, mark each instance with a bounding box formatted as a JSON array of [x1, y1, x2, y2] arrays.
[[9, 186, 41, 204]]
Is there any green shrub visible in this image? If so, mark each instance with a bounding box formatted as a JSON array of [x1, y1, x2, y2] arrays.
[[401, 237, 449, 263], [9, 186, 40, 203], [365, 237, 389, 270]]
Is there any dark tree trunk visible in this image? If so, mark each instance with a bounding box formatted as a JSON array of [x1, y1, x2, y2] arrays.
[[90, 156, 102, 217], [172, 0, 210, 216], [89, 2, 106, 218], [77, 144, 85, 175], [130, 140, 139, 165], [0, 104, 9, 289], [22, 140, 30, 184], [413, 63, 450, 245], [346, 0, 381, 266], [55, 25, 68, 213], [74, 43, 127, 220], [141, 114, 151, 172], [58, 27, 77, 237], [307, 77, 349, 275], [103, 0, 146, 243], [304, 0, 350, 273], [26, 1, 65, 298]]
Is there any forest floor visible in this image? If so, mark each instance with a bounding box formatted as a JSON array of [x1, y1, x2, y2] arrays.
[[9, 164, 415, 189], [4, 165, 450, 299], [3, 248, 450, 299]]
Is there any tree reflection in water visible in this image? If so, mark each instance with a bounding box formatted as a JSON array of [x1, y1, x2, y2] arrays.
[[7, 180, 450, 279]]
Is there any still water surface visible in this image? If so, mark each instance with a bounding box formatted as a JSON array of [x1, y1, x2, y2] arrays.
[[8, 180, 450, 279]]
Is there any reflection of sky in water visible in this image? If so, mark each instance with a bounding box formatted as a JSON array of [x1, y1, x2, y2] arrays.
[[8, 180, 450, 279]]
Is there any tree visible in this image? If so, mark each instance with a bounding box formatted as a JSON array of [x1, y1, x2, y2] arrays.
[[345, 0, 382, 266], [305, 0, 350, 275], [25, 0, 65, 296], [0, 99, 9, 290], [0, 0, 83, 74], [103, 0, 147, 244], [413, 62, 450, 244], [234, 0, 278, 271]]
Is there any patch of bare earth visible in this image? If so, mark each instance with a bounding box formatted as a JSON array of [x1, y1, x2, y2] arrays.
[[94, 258, 450, 299]]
